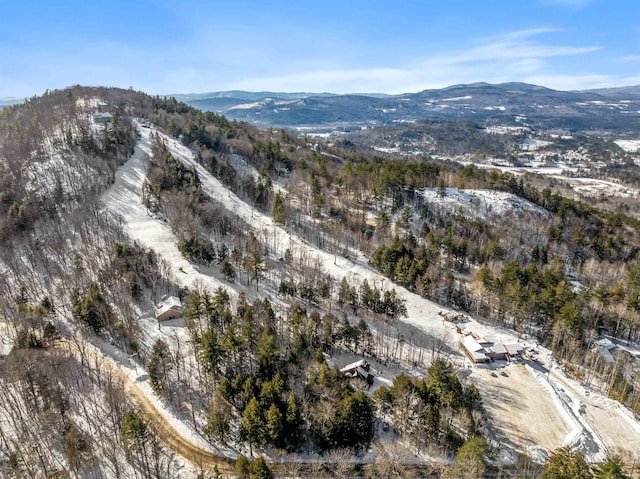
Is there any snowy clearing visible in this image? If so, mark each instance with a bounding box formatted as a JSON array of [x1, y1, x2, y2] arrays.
[[548, 366, 640, 461], [465, 162, 639, 199], [471, 364, 575, 458], [485, 126, 530, 135], [421, 188, 551, 221], [559, 177, 638, 199], [439, 95, 472, 102], [614, 140, 640, 152]]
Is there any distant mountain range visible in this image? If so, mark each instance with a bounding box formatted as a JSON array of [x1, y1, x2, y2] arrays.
[[177, 82, 640, 133], [0, 97, 24, 109], [171, 90, 338, 101], [582, 85, 640, 99]]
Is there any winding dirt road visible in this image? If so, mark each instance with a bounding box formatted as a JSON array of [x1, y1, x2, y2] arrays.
[[60, 339, 235, 474], [122, 378, 235, 473]]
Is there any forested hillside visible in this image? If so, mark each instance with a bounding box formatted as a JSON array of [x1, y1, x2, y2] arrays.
[[1, 86, 639, 478]]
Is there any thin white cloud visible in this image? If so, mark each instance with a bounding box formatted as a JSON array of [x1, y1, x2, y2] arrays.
[[487, 28, 564, 40], [540, 0, 592, 8], [232, 28, 604, 93], [618, 55, 640, 63], [445, 28, 600, 64], [521, 74, 616, 90]]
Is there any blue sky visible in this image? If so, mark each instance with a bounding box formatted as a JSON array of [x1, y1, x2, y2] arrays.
[[1, 0, 639, 97]]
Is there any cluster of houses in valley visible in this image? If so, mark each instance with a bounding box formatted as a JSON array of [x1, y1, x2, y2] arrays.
[[460, 333, 524, 364]]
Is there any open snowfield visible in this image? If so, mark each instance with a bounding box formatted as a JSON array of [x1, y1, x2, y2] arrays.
[[548, 366, 640, 461], [615, 139, 640, 152], [470, 162, 571, 176], [421, 188, 551, 221], [464, 162, 639, 200], [560, 177, 638, 199], [99, 122, 640, 466], [485, 126, 530, 135]]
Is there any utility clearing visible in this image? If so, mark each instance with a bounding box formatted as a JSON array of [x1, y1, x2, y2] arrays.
[[100, 122, 640, 466]]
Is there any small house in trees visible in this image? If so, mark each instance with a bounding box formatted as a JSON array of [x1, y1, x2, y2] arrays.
[[341, 359, 375, 384], [93, 112, 112, 124], [440, 310, 464, 323], [155, 296, 183, 322], [593, 338, 616, 364], [461, 335, 489, 363], [519, 138, 536, 151]]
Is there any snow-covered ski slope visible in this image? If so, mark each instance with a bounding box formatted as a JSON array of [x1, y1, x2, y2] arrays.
[[101, 124, 230, 296], [102, 122, 640, 464]]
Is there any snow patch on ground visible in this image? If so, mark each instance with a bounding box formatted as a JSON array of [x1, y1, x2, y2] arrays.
[[0, 320, 15, 356], [520, 138, 553, 151], [560, 177, 638, 199], [485, 125, 530, 135], [75, 96, 107, 110], [421, 188, 551, 221], [614, 140, 640, 152], [373, 146, 401, 154], [439, 95, 472, 102]]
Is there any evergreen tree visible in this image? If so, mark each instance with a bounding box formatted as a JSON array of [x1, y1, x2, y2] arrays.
[[331, 390, 374, 451], [541, 447, 592, 479], [234, 455, 251, 479], [71, 283, 111, 333], [198, 329, 223, 379], [256, 328, 281, 380], [241, 397, 264, 456], [120, 410, 148, 456], [272, 191, 285, 224], [454, 436, 491, 479], [264, 403, 284, 447], [147, 339, 171, 392], [205, 392, 232, 444], [285, 391, 302, 448], [244, 249, 266, 292], [249, 456, 274, 479], [595, 454, 630, 479], [220, 258, 236, 282]]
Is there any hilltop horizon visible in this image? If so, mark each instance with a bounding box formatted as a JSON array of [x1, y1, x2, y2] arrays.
[[5, 80, 640, 104]]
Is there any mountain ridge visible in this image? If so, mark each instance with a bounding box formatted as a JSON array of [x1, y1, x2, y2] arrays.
[[175, 82, 640, 132]]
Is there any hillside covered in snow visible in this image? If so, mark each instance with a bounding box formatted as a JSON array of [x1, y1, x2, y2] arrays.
[[2, 87, 640, 478]]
